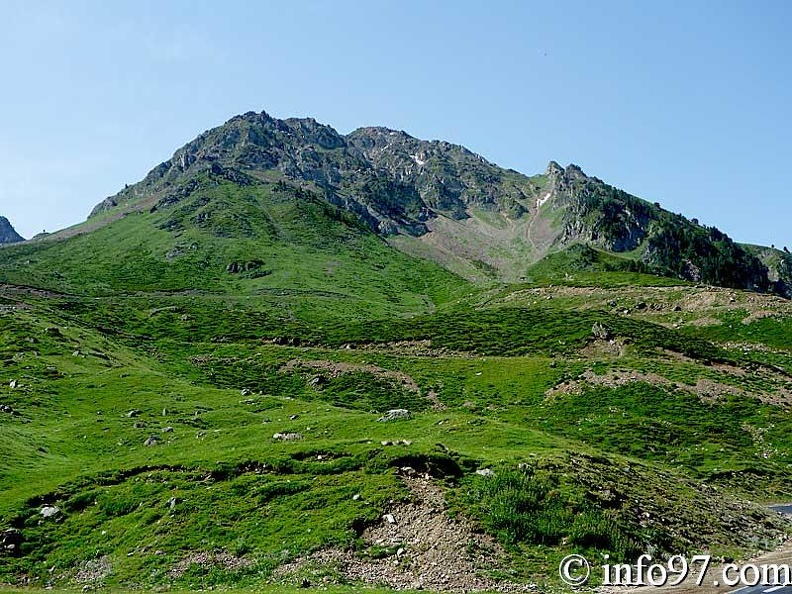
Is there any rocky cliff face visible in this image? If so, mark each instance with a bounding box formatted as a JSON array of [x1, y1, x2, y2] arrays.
[[90, 112, 543, 237], [0, 217, 24, 244], [87, 110, 791, 296]]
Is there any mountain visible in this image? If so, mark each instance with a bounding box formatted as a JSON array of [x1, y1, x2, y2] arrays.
[[2, 110, 792, 592], [0, 216, 24, 244], [83, 110, 792, 295]]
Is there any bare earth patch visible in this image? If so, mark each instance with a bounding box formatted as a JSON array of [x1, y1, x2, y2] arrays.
[[274, 470, 534, 592], [73, 555, 113, 583], [580, 338, 627, 358], [545, 364, 792, 407], [281, 358, 445, 409], [169, 550, 254, 578], [545, 369, 675, 400]]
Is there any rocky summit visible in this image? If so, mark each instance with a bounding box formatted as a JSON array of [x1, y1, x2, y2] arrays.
[[0, 216, 24, 244], [86, 111, 792, 295]]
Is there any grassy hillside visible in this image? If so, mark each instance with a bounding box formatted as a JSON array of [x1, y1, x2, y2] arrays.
[[1, 161, 792, 593], [2, 267, 792, 592], [0, 176, 468, 320]]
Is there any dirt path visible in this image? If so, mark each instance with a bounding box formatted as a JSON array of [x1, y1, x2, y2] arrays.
[[274, 469, 534, 592]]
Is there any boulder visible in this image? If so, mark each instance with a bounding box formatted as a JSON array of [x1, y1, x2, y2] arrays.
[[40, 505, 61, 519], [273, 432, 303, 441], [377, 409, 412, 422], [591, 322, 612, 340], [0, 528, 22, 556]]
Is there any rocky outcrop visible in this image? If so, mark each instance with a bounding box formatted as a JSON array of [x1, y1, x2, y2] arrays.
[[0, 216, 24, 244], [87, 111, 542, 235]]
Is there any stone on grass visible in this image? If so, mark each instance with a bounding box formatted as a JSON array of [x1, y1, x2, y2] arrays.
[[40, 505, 61, 519], [273, 432, 303, 441], [377, 409, 412, 422]]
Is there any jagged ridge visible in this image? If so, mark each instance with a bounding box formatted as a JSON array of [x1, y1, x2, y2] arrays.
[[87, 110, 791, 295]]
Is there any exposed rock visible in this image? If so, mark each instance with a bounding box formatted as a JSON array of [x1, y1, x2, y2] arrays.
[[273, 432, 303, 441], [377, 409, 412, 422], [0, 216, 24, 244], [144, 435, 160, 447], [0, 528, 22, 556], [168, 550, 253, 578], [591, 321, 612, 340], [40, 505, 61, 519], [275, 474, 532, 592], [74, 555, 113, 583]]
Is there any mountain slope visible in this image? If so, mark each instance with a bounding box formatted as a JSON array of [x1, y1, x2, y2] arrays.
[[0, 216, 24, 244], [77, 110, 791, 295], [3, 111, 792, 592], [0, 172, 468, 322]]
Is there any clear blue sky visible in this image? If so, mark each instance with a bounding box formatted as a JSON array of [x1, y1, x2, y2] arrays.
[[1, 0, 790, 247]]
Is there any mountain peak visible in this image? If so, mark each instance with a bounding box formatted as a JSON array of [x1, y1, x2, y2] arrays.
[[0, 216, 24, 244], [545, 161, 564, 176], [80, 109, 792, 296], [564, 163, 588, 181]]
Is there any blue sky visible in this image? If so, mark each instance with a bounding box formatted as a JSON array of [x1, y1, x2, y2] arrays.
[[1, 0, 790, 247]]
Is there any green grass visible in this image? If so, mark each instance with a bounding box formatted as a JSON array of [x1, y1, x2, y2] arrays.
[[2, 179, 792, 592]]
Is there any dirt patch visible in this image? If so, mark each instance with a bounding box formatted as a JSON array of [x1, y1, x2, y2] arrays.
[[675, 289, 792, 321], [685, 316, 721, 327], [545, 369, 674, 400], [545, 369, 756, 403], [580, 338, 626, 358], [281, 359, 445, 409], [169, 550, 254, 578], [274, 470, 533, 592], [351, 340, 474, 359], [691, 378, 746, 403], [73, 555, 113, 583], [545, 365, 792, 408], [0, 283, 65, 299]]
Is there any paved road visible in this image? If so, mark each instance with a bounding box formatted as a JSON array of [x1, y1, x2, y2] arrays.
[[728, 509, 792, 594], [731, 586, 792, 594]]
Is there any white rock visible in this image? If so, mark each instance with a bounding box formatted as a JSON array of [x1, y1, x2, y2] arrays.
[[40, 505, 61, 519]]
